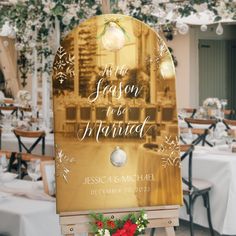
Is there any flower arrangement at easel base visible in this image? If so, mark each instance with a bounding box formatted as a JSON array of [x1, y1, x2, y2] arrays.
[[89, 210, 149, 236]]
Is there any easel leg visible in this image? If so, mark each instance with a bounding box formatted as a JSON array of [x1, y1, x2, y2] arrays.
[[165, 227, 175, 236], [150, 228, 156, 236]]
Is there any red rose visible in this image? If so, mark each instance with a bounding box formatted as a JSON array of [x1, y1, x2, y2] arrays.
[[123, 220, 132, 229], [107, 220, 116, 229], [123, 220, 137, 236], [112, 229, 127, 236], [96, 221, 103, 229]]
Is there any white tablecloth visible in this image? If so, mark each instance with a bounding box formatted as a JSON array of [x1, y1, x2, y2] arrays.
[[180, 145, 236, 235], [1, 131, 54, 156], [0, 180, 61, 236]]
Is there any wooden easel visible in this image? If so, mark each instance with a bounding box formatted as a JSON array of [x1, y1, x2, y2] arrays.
[[59, 2, 179, 235], [59, 205, 179, 236]]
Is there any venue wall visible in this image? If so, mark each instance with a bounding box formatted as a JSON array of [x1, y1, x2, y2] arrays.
[[168, 24, 236, 109]]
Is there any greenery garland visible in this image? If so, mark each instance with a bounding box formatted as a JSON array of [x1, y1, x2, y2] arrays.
[[0, 0, 235, 80]]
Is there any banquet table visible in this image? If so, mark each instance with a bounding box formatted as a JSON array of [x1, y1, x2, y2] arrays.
[[180, 145, 236, 235], [0, 179, 61, 236], [1, 131, 54, 157]]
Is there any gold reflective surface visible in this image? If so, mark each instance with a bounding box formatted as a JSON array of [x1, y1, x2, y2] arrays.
[[53, 14, 182, 213]]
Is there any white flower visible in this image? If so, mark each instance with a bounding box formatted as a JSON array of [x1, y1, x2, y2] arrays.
[[152, 9, 166, 18], [203, 98, 221, 109], [152, 0, 169, 4], [104, 229, 110, 236], [0, 22, 15, 38], [8, 0, 17, 4], [17, 90, 31, 107], [43, 1, 56, 14], [141, 5, 150, 14], [15, 43, 24, 51], [193, 3, 208, 12], [68, 6, 78, 18], [118, 0, 129, 14], [143, 213, 148, 220], [166, 3, 176, 12], [29, 41, 36, 48], [62, 15, 72, 26], [96, 229, 110, 236], [132, 0, 141, 8]]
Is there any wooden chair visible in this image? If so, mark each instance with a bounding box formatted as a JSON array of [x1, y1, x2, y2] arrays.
[[222, 119, 236, 130], [63, 106, 77, 136], [0, 105, 18, 117], [180, 127, 211, 146], [184, 118, 217, 129], [184, 118, 217, 147], [182, 108, 197, 118], [13, 128, 46, 155], [3, 98, 14, 105], [18, 106, 32, 119], [180, 144, 215, 236], [223, 109, 235, 120], [7, 151, 53, 179]]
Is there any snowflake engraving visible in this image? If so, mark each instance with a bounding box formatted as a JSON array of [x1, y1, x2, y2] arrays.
[[157, 136, 180, 168], [55, 146, 75, 183], [53, 46, 74, 85], [146, 41, 169, 73]]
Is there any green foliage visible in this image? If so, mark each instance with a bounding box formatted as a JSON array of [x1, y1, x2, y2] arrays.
[[0, 0, 235, 78], [89, 210, 149, 236]]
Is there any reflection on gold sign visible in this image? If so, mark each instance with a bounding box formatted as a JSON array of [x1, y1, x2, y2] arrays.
[[53, 14, 182, 213]]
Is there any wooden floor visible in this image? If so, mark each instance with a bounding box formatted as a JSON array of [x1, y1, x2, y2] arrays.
[[147, 220, 223, 236]]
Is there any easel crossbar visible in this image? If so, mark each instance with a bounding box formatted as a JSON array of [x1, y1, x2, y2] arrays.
[[59, 206, 180, 235]]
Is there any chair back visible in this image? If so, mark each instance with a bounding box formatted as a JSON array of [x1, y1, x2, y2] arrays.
[[184, 118, 217, 129], [182, 108, 197, 118], [0, 106, 17, 111], [7, 151, 53, 179], [181, 119, 213, 146], [224, 109, 235, 119], [0, 105, 18, 117], [19, 107, 32, 119], [223, 119, 236, 130], [180, 144, 194, 191], [3, 98, 14, 105], [13, 128, 46, 155]]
